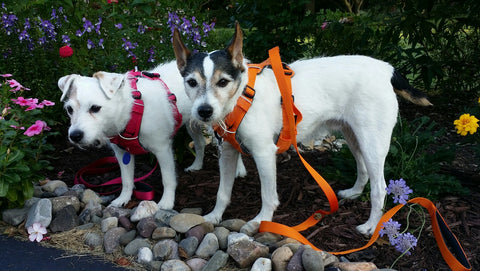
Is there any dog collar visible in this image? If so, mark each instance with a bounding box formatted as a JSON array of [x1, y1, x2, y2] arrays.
[[109, 70, 183, 155]]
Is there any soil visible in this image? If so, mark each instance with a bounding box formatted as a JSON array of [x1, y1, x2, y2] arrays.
[[42, 99, 479, 271]]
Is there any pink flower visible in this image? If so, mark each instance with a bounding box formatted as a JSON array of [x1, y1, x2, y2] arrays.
[[321, 22, 329, 30], [7, 79, 29, 92], [27, 222, 47, 242], [24, 120, 50, 137], [1, 74, 12, 77], [39, 100, 55, 107], [59, 45, 74, 58], [10, 125, 25, 130]]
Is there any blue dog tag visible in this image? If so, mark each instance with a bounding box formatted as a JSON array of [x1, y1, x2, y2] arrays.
[[122, 152, 131, 165]]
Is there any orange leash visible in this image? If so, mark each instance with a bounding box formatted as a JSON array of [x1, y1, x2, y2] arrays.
[[258, 47, 472, 270]]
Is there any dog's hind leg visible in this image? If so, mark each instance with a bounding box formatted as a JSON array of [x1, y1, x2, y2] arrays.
[[203, 142, 239, 224], [184, 122, 206, 172], [337, 125, 369, 200], [109, 144, 136, 207], [151, 140, 177, 210]]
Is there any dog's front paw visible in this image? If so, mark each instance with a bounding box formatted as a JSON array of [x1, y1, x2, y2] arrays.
[[109, 197, 129, 208], [184, 163, 202, 172], [356, 222, 376, 236], [338, 188, 362, 200], [157, 199, 174, 210], [203, 213, 222, 225]]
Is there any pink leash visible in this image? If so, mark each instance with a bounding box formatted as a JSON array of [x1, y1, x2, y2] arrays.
[[74, 156, 156, 200]]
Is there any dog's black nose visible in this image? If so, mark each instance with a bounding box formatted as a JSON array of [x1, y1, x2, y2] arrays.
[[198, 104, 213, 119], [69, 130, 84, 143]]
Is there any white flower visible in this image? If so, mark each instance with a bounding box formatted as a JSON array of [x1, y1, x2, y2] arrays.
[[27, 222, 47, 242]]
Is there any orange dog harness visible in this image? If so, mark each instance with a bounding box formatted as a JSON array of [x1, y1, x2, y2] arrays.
[[213, 52, 302, 155]]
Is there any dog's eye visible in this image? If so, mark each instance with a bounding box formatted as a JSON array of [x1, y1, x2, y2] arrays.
[[187, 79, 198, 88], [66, 106, 73, 115], [216, 79, 230, 88], [89, 105, 101, 113]]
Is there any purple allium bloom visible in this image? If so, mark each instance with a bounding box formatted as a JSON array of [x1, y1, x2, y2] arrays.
[[379, 219, 402, 243], [83, 18, 94, 33], [87, 39, 95, 49], [386, 178, 413, 205], [393, 232, 418, 255], [115, 23, 122, 29]]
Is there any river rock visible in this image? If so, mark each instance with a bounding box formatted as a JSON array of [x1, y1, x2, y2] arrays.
[[195, 233, 219, 258], [286, 245, 305, 271], [178, 236, 199, 258], [137, 247, 153, 264], [152, 226, 177, 240], [124, 238, 151, 256], [84, 232, 102, 247], [169, 213, 205, 233], [154, 209, 179, 225], [103, 227, 127, 253], [25, 198, 52, 229], [272, 246, 294, 271], [219, 218, 246, 231], [213, 226, 230, 250], [227, 239, 269, 268], [202, 250, 229, 271], [186, 258, 207, 271], [161, 259, 190, 271], [81, 189, 102, 205], [49, 205, 79, 232], [302, 247, 324, 271], [101, 216, 118, 232], [41, 180, 67, 193], [131, 201, 159, 222], [333, 262, 377, 271], [50, 195, 80, 215], [153, 239, 179, 261], [137, 216, 158, 238], [251, 257, 272, 271]]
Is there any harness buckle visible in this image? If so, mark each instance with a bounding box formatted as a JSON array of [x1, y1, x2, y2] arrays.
[[243, 86, 255, 99]]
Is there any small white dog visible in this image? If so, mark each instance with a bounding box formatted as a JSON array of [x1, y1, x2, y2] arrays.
[[58, 61, 209, 209], [172, 23, 431, 235]]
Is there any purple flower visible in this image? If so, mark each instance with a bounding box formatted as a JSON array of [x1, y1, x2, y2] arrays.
[[87, 39, 95, 49], [379, 219, 401, 244], [386, 178, 413, 205], [95, 17, 102, 34], [24, 18, 31, 30], [114, 23, 122, 29], [75, 29, 82, 37], [98, 38, 104, 49], [83, 18, 94, 33], [122, 38, 138, 58], [393, 232, 418, 255], [38, 36, 47, 46], [137, 24, 146, 34], [62, 35, 70, 44], [146, 46, 155, 63], [39, 19, 56, 39], [2, 13, 18, 35], [18, 29, 30, 41]]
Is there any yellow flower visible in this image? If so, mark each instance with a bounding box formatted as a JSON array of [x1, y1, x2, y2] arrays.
[[454, 114, 479, 136]]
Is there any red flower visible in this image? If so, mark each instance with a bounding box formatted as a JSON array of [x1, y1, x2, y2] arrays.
[[107, 0, 118, 3], [59, 45, 73, 58]]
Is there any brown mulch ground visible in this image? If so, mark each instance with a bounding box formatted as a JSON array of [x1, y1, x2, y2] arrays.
[[43, 100, 479, 270]]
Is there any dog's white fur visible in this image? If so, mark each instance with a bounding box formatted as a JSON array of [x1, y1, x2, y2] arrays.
[[173, 23, 430, 235], [58, 62, 211, 209]]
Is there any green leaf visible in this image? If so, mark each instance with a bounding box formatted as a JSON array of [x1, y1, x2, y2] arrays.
[[0, 181, 9, 197]]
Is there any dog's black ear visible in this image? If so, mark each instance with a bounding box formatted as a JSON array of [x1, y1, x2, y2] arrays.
[[93, 71, 124, 99], [58, 74, 79, 102], [172, 28, 191, 74], [226, 21, 244, 71]]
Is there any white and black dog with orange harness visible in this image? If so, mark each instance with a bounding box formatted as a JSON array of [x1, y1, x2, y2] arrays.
[[172, 22, 431, 235]]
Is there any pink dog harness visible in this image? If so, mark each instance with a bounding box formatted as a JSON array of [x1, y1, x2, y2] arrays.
[[109, 70, 182, 155]]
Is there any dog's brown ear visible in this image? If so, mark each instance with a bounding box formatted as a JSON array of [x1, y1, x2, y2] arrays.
[[93, 71, 124, 99], [58, 74, 80, 102], [226, 21, 244, 71], [172, 28, 191, 74]]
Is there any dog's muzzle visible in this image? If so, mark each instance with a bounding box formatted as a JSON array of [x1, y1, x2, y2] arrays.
[[69, 130, 84, 143]]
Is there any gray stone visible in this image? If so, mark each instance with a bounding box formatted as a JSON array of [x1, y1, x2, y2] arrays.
[[154, 209, 179, 225], [180, 207, 203, 215], [119, 230, 137, 246], [271, 246, 294, 271], [54, 186, 69, 197], [78, 208, 92, 224], [103, 227, 127, 253], [103, 206, 131, 218], [240, 221, 260, 236], [148, 261, 163, 271], [254, 232, 283, 246], [41, 180, 67, 192], [169, 213, 205, 233], [227, 239, 269, 268], [101, 216, 118, 233], [195, 232, 219, 259], [124, 238, 151, 256], [161, 259, 190, 271], [71, 184, 85, 195], [84, 232, 102, 247], [153, 239, 179, 261], [251, 257, 272, 271], [219, 218, 246, 231], [81, 189, 102, 205], [50, 195, 80, 215], [152, 227, 177, 240], [77, 222, 94, 230], [2, 207, 28, 226], [333, 262, 377, 271], [25, 198, 52, 229], [186, 258, 207, 271], [185, 222, 213, 243], [319, 251, 339, 267], [49, 205, 80, 232], [213, 227, 230, 251], [227, 232, 251, 247], [137, 247, 153, 264], [201, 250, 229, 271], [286, 245, 304, 271], [131, 201, 159, 222], [178, 236, 199, 259], [137, 216, 158, 238], [302, 247, 324, 271]]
